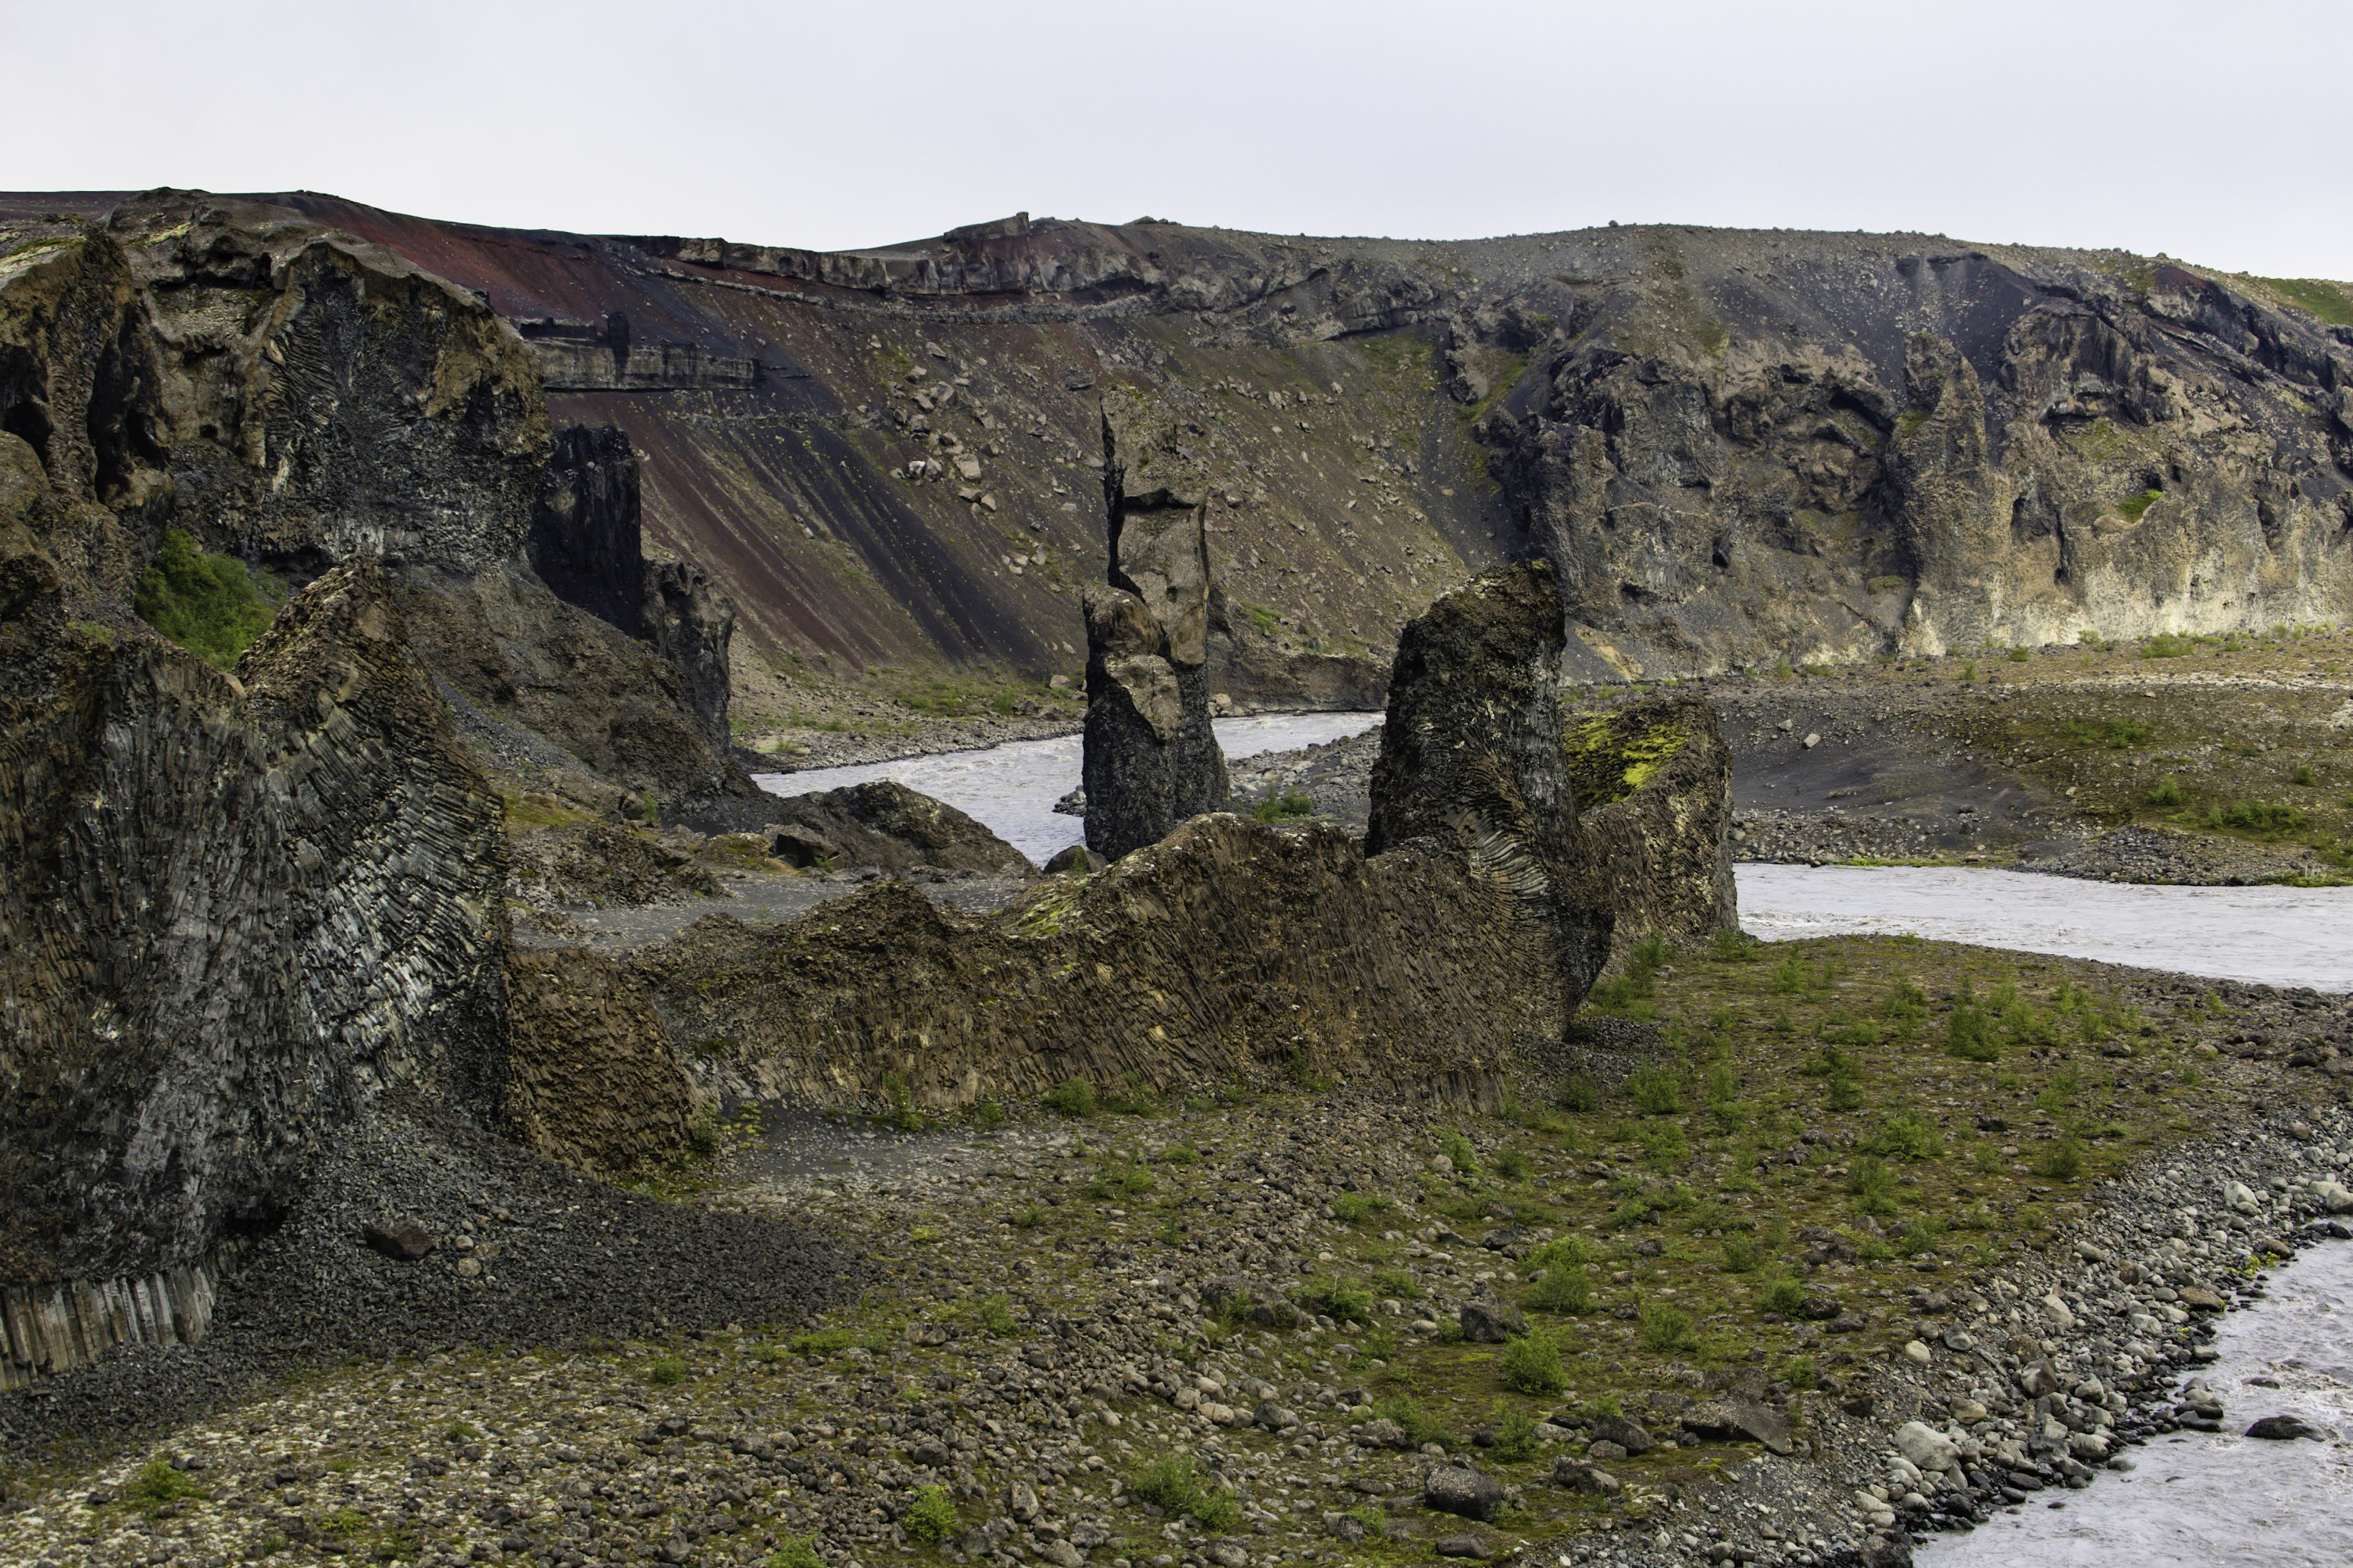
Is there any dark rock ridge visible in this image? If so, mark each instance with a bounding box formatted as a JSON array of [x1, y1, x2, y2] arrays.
[[631, 814, 1570, 1113], [0, 189, 747, 806], [1084, 385, 1229, 859], [757, 779, 1033, 876], [530, 423, 738, 753], [9, 191, 2339, 699], [1366, 560, 1614, 1012], [0, 534, 508, 1384]]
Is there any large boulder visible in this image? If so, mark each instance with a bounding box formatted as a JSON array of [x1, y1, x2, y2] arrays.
[[1083, 385, 1229, 859], [759, 779, 1032, 875], [1564, 692, 1738, 955], [1366, 560, 1613, 1014], [503, 949, 701, 1174]]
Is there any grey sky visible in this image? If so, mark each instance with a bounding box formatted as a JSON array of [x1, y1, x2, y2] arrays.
[[7, 0, 2347, 279]]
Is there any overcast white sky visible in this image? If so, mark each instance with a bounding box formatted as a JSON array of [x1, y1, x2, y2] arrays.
[[6, 0, 2347, 279]]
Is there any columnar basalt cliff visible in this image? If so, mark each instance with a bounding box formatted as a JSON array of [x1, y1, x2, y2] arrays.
[[0, 192, 773, 1387], [1083, 387, 1229, 859], [1366, 560, 1617, 1008], [12, 191, 2337, 705], [0, 536, 508, 1386], [0, 190, 749, 806]]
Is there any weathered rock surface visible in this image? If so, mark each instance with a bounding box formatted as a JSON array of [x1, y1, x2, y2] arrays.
[[631, 812, 1568, 1111], [0, 537, 508, 1377], [1084, 387, 1229, 859], [502, 949, 701, 1174], [14, 191, 2334, 703], [1366, 560, 1611, 1015], [506, 820, 725, 906], [757, 779, 1032, 875], [1565, 692, 1739, 954]]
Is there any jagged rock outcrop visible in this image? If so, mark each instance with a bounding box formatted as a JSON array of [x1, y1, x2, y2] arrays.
[[1480, 236, 2353, 671], [528, 424, 645, 633], [1084, 388, 1229, 858], [1566, 694, 1738, 955], [759, 779, 1032, 874], [1366, 560, 1613, 1013], [507, 821, 723, 906], [0, 194, 747, 806], [0, 525, 508, 1385], [502, 950, 700, 1174], [643, 556, 735, 752], [529, 423, 738, 754], [100, 191, 550, 575], [389, 562, 742, 803], [633, 814, 1565, 1111]]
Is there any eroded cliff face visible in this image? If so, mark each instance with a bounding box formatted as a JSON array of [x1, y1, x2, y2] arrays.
[[1476, 238, 2353, 672], [85, 195, 2330, 698], [0, 192, 747, 805], [0, 525, 508, 1380]]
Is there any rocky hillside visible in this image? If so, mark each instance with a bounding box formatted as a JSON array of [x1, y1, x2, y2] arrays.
[[12, 191, 2346, 719]]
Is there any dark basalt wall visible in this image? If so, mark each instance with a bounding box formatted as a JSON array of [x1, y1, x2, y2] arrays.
[[633, 814, 1567, 1112], [1367, 560, 1615, 1009], [0, 537, 508, 1330]]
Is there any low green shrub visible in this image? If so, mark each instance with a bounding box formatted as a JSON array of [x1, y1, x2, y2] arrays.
[[1127, 1455, 1239, 1532], [1846, 1155, 1899, 1215], [1498, 1327, 1567, 1395], [1625, 1066, 1682, 1116], [2145, 775, 2185, 808], [647, 1357, 687, 1385], [1439, 1130, 1481, 1176], [770, 1537, 825, 1568], [2032, 1137, 2085, 1180], [1043, 1079, 1096, 1118], [1371, 1395, 1455, 1450], [1253, 787, 1316, 822], [133, 527, 283, 670], [1526, 1265, 1593, 1315], [1758, 1276, 1806, 1316], [1488, 1408, 1541, 1462], [1636, 1301, 1693, 1352], [902, 1484, 959, 1543]]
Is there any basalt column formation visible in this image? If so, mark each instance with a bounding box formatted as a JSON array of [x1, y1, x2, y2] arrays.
[[1082, 387, 1230, 859]]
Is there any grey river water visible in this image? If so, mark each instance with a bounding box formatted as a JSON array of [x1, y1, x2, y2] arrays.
[[760, 721, 2353, 1562]]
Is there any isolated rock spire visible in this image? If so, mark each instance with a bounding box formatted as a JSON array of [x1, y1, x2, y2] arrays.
[[1083, 386, 1229, 859]]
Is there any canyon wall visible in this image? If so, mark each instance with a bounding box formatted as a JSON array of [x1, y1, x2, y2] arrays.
[[11, 191, 2337, 700]]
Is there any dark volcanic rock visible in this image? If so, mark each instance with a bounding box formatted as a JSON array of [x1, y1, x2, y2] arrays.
[[1566, 692, 1739, 954], [363, 1221, 435, 1262], [529, 424, 646, 634], [1458, 1297, 1528, 1344], [2244, 1415, 2322, 1440], [1366, 560, 1611, 1016], [632, 813, 1568, 1112], [502, 949, 700, 1174], [1083, 386, 1229, 859], [1421, 1465, 1504, 1522], [529, 425, 739, 758], [760, 779, 1032, 875], [507, 819, 723, 906], [0, 536, 508, 1377]]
